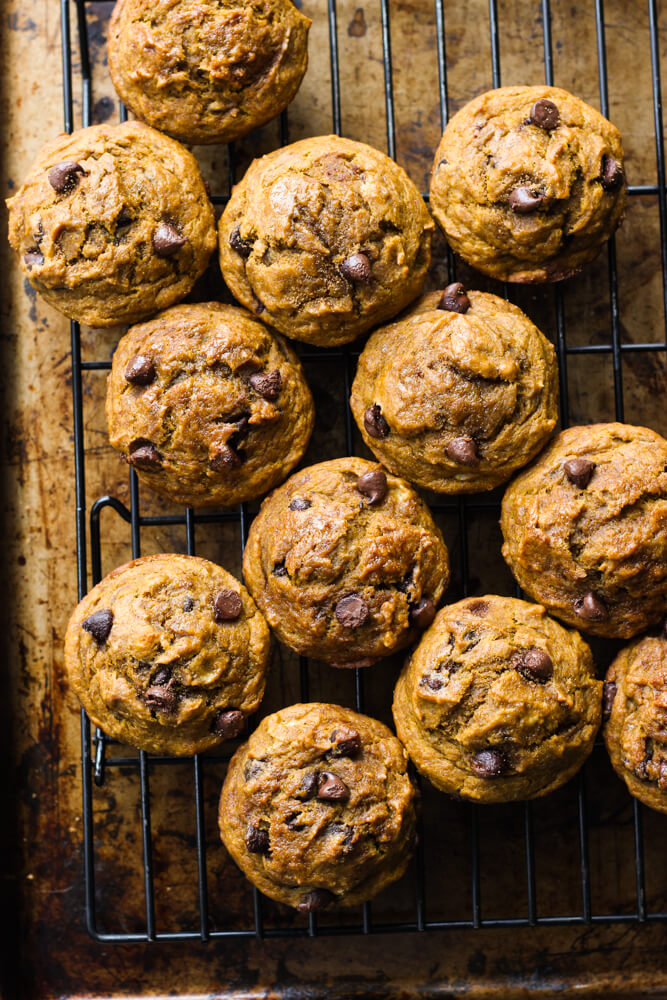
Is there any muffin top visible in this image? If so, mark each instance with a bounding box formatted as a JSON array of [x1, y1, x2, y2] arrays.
[[7, 121, 216, 327], [108, 0, 311, 144], [501, 423, 667, 638], [219, 135, 433, 345], [430, 86, 625, 282], [106, 302, 315, 508], [351, 287, 559, 493]]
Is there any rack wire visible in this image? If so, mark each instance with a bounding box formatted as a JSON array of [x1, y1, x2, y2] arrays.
[[62, 0, 667, 942]]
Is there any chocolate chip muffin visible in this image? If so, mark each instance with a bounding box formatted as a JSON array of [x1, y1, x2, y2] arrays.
[[393, 596, 601, 802], [219, 135, 433, 345], [350, 286, 558, 493], [7, 121, 216, 327], [106, 302, 314, 508], [108, 0, 311, 146], [242, 458, 450, 667], [603, 632, 667, 814], [430, 86, 626, 282], [219, 703, 417, 910], [501, 423, 667, 638], [64, 554, 270, 754]]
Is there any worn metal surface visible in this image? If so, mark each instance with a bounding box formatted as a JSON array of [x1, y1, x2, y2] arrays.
[[1, 0, 667, 996]]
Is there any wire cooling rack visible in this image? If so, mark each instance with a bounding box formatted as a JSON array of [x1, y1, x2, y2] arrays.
[[62, 0, 667, 942]]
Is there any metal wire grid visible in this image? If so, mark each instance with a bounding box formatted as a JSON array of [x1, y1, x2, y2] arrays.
[[60, 0, 667, 943]]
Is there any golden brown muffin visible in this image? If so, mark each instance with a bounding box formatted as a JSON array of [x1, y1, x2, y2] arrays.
[[603, 632, 667, 814], [393, 596, 601, 802], [219, 135, 433, 345], [350, 287, 558, 493], [501, 423, 667, 638], [430, 86, 626, 282], [219, 703, 417, 910], [6, 121, 216, 327], [64, 554, 270, 754], [108, 0, 311, 145], [243, 458, 450, 667], [106, 302, 314, 508]]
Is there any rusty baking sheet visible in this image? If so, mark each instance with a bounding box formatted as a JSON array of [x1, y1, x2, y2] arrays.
[[1, 0, 666, 997]]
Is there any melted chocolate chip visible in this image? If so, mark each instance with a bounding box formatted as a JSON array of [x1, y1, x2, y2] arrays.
[[602, 680, 617, 721], [601, 156, 624, 192], [296, 771, 319, 800], [509, 187, 544, 214], [422, 674, 443, 691], [124, 355, 156, 386], [213, 589, 243, 621], [24, 251, 44, 268], [564, 458, 596, 488], [249, 369, 282, 401], [467, 600, 489, 617], [211, 709, 244, 738], [128, 441, 161, 470], [273, 563, 288, 578], [211, 444, 243, 470], [340, 252, 371, 282], [296, 889, 335, 913], [445, 436, 479, 466], [471, 749, 506, 777], [48, 160, 85, 193], [438, 282, 470, 313], [355, 469, 387, 505], [244, 759, 264, 781], [229, 226, 253, 259], [330, 727, 361, 757], [245, 825, 270, 854], [182, 596, 195, 612], [289, 498, 311, 511], [363, 404, 390, 439], [516, 648, 553, 683], [410, 598, 436, 629], [335, 593, 369, 628], [82, 608, 113, 643], [317, 772, 350, 802], [144, 684, 177, 713], [151, 667, 172, 686], [153, 223, 187, 257], [529, 98, 560, 130], [576, 591, 609, 622]]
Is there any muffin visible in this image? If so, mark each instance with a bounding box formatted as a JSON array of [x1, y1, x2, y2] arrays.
[[350, 286, 559, 493], [108, 0, 311, 145], [603, 632, 667, 814], [7, 121, 216, 327], [219, 135, 433, 345], [219, 703, 418, 910], [501, 423, 667, 638], [393, 596, 601, 802], [106, 302, 315, 508], [430, 86, 626, 282], [243, 458, 450, 667], [64, 554, 270, 754]]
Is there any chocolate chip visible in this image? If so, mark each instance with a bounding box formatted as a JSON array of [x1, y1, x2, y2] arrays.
[[229, 226, 253, 259], [317, 772, 350, 802], [273, 563, 288, 578], [124, 355, 156, 385], [438, 282, 470, 314], [213, 589, 242, 622], [516, 648, 553, 683], [151, 667, 172, 686], [355, 469, 387, 505], [529, 98, 560, 130], [601, 156, 624, 192], [363, 404, 389, 439], [144, 684, 177, 713], [509, 187, 544, 214], [24, 251, 44, 268], [564, 458, 596, 488], [211, 709, 244, 738], [249, 369, 282, 401], [296, 771, 319, 800], [245, 825, 270, 854], [153, 223, 186, 257], [410, 598, 436, 629], [471, 749, 506, 777], [289, 498, 311, 511], [244, 760, 264, 781], [467, 600, 489, 617], [82, 608, 113, 643], [335, 593, 369, 628], [182, 596, 195, 612], [340, 252, 371, 282], [576, 591, 609, 622], [602, 681, 617, 721], [445, 436, 479, 466], [48, 160, 85, 193], [330, 727, 361, 757], [128, 441, 161, 470], [211, 444, 243, 470], [422, 674, 443, 691], [296, 888, 335, 912]]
